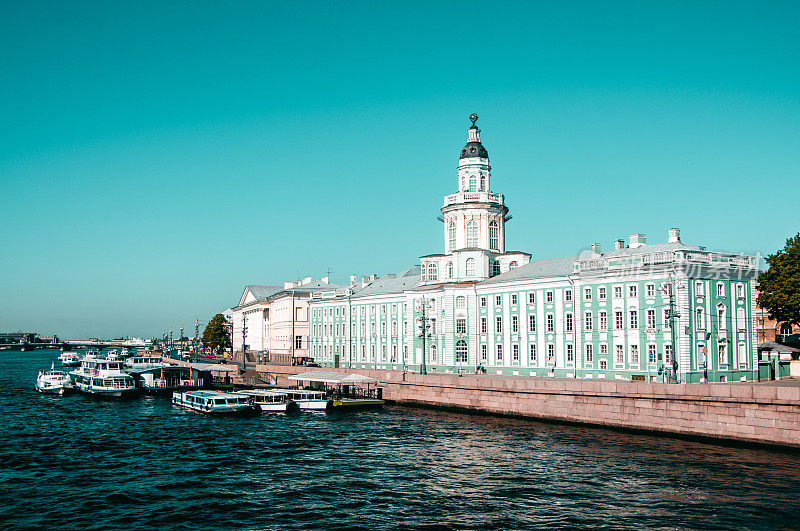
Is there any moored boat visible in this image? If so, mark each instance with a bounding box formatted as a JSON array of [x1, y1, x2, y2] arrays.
[[35, 363, 72, 395], [272, 389, 331, 411], [59, 351, 81, 367], [70, 357, 137, 398], [125, 354, 163, 371], [239, 390, 298, 412], [172, 390, 256, 414]]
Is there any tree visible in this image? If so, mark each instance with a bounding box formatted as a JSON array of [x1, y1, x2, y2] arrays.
[[757, 233, 800, 331], [202, 313, 231, 353]]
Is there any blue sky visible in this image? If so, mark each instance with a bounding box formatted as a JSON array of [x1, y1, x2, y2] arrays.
[[1, 1, 798, 338]]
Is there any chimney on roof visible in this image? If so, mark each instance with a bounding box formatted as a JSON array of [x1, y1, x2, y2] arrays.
[[629, 234, 646, 248], [614, 239, 625, 250], [369, 274, 378, 282], [349, 274, 357, 285], [301, 276, 312, 285], [321, 276, 329, 284], [591, 243, 602, 256], [668, 228, 681, 243], [284, 281, 295, 289]]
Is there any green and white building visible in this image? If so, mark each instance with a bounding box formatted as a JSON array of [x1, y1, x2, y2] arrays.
[[308, 117, 759, 383]]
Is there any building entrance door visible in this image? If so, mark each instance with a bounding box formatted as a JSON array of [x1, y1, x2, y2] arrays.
[[334, 355, 340, 368]]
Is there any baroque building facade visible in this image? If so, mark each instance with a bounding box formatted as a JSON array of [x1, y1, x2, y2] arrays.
[[305, 116, 760, 382]]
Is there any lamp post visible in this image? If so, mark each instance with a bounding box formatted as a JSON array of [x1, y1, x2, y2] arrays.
[[241, 315, 248, 372]]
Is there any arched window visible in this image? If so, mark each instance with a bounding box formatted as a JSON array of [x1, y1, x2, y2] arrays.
[[455, 340, 468, 363], [447, 261, 453, 278], [460, 176, 466, 191], [430, 344, 438, 363], [480, 175, 485, 191], [490, 260, 501, 277], [455, 296, 466, 309], [448, 221, 456, 251], [489, 220, 499, 250], [421, 265, 426, 282], [466, 221, 478, 247], [509, 261, 518, 270], [469, 175, 477, 191], [465, 258, 475, 277], [428, 263, 438, 282]]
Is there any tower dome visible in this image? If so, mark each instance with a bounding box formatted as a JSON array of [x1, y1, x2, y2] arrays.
[[459, 113, 489, 160]]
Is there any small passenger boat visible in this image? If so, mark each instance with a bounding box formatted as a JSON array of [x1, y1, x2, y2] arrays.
[[273, 389, 331, 411], [35, 363, 72, 395], [125, 354, 163, 371], [70, 358, 137, 398], [239, 390, 298, 412], [59, 351, 81, 367], [172, 390, 256, 414]]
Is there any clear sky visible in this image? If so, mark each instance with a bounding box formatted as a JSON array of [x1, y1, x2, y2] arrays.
[[1, 1, 798, 339]]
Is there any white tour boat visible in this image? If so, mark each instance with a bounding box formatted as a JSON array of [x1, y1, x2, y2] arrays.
[[59, 351, 81, 367], [273, 389, 331, 411], [172, 390, 255, 414], [125, 354, 163, 371], [35, 363, 72, 395], [239, 390, 298, 412], [70, 357, 137, 398]]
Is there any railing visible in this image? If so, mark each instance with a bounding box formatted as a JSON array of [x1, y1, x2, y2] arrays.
[[442, 192, 504, 207]]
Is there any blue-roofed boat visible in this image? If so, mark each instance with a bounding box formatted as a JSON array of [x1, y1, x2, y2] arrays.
[[172, 390, 256, 414]]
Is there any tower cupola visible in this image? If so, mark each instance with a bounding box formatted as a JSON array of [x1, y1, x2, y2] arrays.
[[459, 113, 489, 160]]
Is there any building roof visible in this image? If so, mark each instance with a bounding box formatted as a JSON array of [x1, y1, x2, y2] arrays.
[[758, 342, 800, 354], [599, 241, 704, 258], [244, 285, 284, 300], [288, 371, 378, 385], [351, 265, 421, 298], [478, 256, 578, 286]]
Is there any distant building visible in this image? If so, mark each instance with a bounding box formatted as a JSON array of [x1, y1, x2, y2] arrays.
[[754, 290, 794, 343], [230, 277, 340, 365], [307, 116, 760, 383]]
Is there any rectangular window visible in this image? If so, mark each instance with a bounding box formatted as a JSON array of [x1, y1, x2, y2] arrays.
[[647, 309, 656, 330], [629, 310, 638, 329], [546, 291, 553, 303], [696, 307, 705, 329], [480, 296, 487, 307], [737, 284, 745, 298], [648, 344, 657, 363], [717, 283, 725, 297], [496, 316, 503, 333], [599, 311, 607, 330], [381, 305, 386, 316], [665, 344, 672, 364], [584, 311, 593, 331], [584, 287, 592, 301], [513, 344, 520, 361], [628, 285, 638, 298], [511, 294, 518, 306], [630, 345, 639, 364], [546, 314, 554, 332], [528, 292, 535, 304], [481, 344, 487, 361], [392, 321, 397, 336], [529, 344, 537, 362], [600, 360, 608, 370], [430, 319, 437, 334], [598, 287, 607, 300], [564, 289, 572, 302], [615, 345, 625, 363], [646, 283, 655, 298], [696, 281, 705, 296], [480, 317, 487, 334], [565, 313, 573, 332], [585, 344, 593, 362], [615, 311, 624, 330], [495, 295, 502, 306], [391, 345, 397, 363], [496, 344, 503, 361], [528, 314, 536, 332], [547, 344, 555, 362], [512, 315, 519, 333], [663, 309, 672, 329], [613, 286, 623, 299], [600, 344, 608, 357], [566, 344, 574, 362], [295, 336, 302, 349], [456, 319, 467, 334], [381, 322, 386, 335]]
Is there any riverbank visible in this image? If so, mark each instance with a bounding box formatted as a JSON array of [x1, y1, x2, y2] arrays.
[[255, 363, 800, 448]]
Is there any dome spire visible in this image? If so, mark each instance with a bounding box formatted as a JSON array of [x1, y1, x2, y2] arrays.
[[460, 112, 487, 159]]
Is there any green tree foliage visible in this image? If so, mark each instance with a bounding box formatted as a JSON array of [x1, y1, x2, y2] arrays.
[[757, 233, 800, 328], [202, 313, 231, 353]]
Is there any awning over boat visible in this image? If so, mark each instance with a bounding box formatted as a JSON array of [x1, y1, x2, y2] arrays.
[[171, 362, 237, 372], [288, 371, 378, 385]]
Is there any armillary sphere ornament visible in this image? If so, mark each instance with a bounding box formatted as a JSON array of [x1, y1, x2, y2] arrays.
[[469, 113, 478, 126]]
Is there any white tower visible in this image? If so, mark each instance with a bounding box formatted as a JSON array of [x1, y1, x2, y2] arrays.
[[419, 114, 530, 284]]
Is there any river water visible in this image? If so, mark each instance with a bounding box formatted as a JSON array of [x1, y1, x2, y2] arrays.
[[2, 349, 799, 530]]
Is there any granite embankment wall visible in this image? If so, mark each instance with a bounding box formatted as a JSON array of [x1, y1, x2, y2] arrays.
[[254, 364, 800, 448]]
